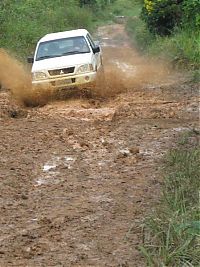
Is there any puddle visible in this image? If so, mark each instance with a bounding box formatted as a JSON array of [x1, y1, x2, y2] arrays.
[[36, 178, 46, 186], [30, 218, 38, 222], [64, 156, 76, 169], [139, 127, 190, 160], [35, 155, 76, 186], [119, 148, 131, 155], [35, 170, 61, 186], [172, 127, 190, 132], [43, 164, 57, 172], [64, 156, 74, 161]]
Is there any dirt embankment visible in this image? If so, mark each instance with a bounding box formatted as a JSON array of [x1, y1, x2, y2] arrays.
[[0, 24, 199, 267]]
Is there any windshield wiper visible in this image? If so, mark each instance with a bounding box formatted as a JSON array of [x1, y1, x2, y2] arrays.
[[36, 55, 60, 61], [62, 51, 89, 56], [36, 51, 89, 60]]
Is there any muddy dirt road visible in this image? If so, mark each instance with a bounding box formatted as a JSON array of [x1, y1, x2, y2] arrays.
[[0, 25, 199, 267]]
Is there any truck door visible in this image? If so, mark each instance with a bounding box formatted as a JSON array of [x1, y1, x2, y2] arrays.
[[86, 34, 101, 71]]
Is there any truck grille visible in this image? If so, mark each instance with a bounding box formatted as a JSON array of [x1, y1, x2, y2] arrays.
[[48, 67, 75, 76]]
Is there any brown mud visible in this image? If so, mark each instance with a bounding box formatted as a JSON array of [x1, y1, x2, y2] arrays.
[[0, 49, 31, 101], [0, 24, 199, 267]]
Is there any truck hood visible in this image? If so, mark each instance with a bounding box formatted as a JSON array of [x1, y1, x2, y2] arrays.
[[32, 53, 92, 72]]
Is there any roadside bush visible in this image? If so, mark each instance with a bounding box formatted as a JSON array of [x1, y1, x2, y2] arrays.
[[126, 16, 153, 51], [147, 29, 200, 69], [80, 0, 117, 9], [182, 0, 200, 29], [127, 0, 200, 69], [141, 0, 200, 36], [63, 6, 93, 32], [111, 0, 141, 17], [141, 0, 183, 36]]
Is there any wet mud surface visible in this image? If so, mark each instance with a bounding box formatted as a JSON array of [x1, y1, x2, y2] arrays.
[[0, 25, 199, 266]]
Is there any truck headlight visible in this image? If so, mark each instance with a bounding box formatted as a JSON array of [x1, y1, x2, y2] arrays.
[[77, 64, 93, 74], [32, 72, 47, 81]]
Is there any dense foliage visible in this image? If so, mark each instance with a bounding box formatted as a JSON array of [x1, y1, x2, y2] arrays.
[[127, 0, 200, 69], [182, 0, 200, 28], [142, 0, 183, 35], [141, 0, 200, 36], [80, 0, 116, 8], [0, 0, 113, 58]]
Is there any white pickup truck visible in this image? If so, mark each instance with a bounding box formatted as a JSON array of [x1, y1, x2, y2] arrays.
[[28, 29, 103, 89]]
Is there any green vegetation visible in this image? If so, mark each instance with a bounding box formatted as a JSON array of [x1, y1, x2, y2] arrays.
[[124, 2, 200, 264], [0, 0, 115, 58], [127, 0, 200, 69], [140, 130, 200, 266], [110, 0, 141, 17], [0, 0, 199, 68], [142, 0, 183, 36]]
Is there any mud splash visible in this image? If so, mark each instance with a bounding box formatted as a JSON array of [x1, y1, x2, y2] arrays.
[[0, 49, 31, 100], [0, 49, 53, 107], [104, 47, 170, 87], [0, 28, 171, 108], [92, 45, 171, 98]]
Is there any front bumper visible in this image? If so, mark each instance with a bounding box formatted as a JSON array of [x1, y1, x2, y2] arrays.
[[32, 72, 97, 89]]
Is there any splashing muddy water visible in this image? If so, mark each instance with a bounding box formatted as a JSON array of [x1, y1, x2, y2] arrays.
[[0, 25, 172, 108], [0, 49, 31, 100], [0, 49, 53, 107]]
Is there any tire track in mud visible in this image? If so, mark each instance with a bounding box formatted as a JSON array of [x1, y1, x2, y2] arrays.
[[0, 24, 199, 267]]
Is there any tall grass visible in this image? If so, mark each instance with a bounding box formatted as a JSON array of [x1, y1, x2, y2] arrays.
[[0, 0, 145, 60], [0, 1, 102, 59], [126, 4, 200, 70], [140, 131, 200, 266], [126, 16, 154, 51], [110, 0, 141, 17], [148, 29, 200, 70]]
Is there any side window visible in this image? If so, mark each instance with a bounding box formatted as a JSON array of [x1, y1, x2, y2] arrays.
[[86, 34, 95, 50]]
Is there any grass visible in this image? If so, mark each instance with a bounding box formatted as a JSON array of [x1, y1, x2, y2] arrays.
[[126, 16, 154, 51], [109, 0, 141, 17], [126, 5, 200, 70], [140, 130, 200, 266], [0, 1, 112, 59], [147, 29, 200, 70], [0, 0, 142, 60]]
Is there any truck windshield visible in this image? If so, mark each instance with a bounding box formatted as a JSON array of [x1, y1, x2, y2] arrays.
[[36, 36, 90, 61]]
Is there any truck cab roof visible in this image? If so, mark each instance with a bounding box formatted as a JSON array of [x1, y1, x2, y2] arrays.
[[39, 29, 89, 43]]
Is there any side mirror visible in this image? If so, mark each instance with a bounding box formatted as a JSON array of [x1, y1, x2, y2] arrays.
[[27, 56, 34, 64], [94, 41, 100, 46], [93, 45, 100, 54]]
